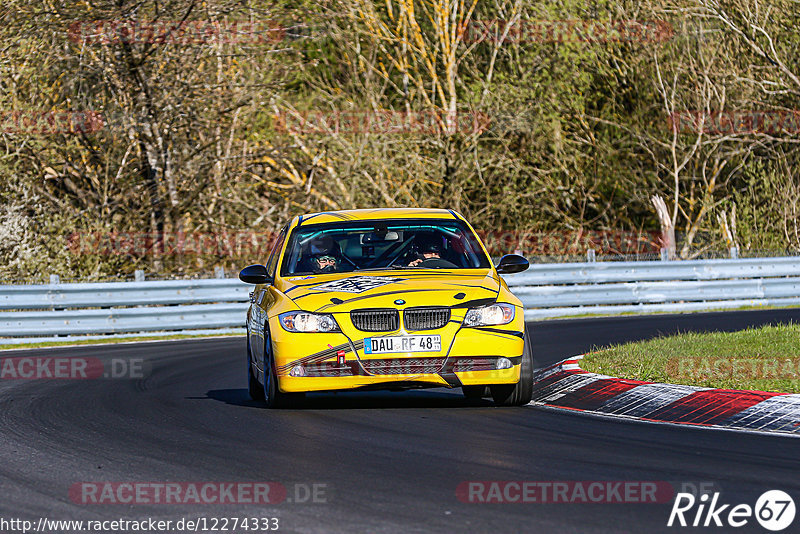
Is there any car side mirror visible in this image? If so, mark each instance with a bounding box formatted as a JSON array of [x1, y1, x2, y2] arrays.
[[239, 264, 272, 285], [495, 254, 529, 274]]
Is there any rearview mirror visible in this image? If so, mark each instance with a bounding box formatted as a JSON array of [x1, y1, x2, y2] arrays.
[[361, 231, 400, 244], [239, 264, 272, 285], [495, 254, 529, 274]]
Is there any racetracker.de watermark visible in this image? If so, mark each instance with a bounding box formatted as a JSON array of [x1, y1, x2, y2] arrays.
[[70, 482, 327, 505], [465, 19, 674, 44], [275, 110, 491, 135], [68, 20, 313, 45], [0, 357, 147, 380], [474, 229, 662, 256], [666, 357, 800, 381], [66, 229, 662, 257], [668, 110, 800, 135], [1, 517, 279, 533], [67, 231, 280, 258], [0, 111, 104, 135], [456, 481, 674, 503]]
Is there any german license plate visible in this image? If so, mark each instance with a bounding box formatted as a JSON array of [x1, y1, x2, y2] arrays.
[[363, 335, 441, 354]]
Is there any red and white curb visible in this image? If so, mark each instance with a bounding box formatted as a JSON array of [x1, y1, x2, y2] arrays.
[[531, 356, 800, 435]]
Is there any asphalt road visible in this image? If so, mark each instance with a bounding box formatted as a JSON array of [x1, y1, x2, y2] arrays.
[[1, 309, 799, 534]]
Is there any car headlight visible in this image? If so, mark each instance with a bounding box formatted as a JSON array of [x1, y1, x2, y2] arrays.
[[279, 311, 341, 333], [463, 303, 515, 327]]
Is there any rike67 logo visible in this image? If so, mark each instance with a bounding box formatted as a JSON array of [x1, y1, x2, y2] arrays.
[[668, 490, 795, 531]]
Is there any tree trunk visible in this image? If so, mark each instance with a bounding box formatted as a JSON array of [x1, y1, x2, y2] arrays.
[[652, 194, 676, 260]]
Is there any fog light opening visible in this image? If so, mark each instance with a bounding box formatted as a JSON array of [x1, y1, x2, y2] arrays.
[[290, 365, 307, 377], [496, 357, 513, 370]]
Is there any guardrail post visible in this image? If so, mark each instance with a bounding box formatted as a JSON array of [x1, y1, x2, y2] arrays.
[[660, 248, 669, 261], [215, 266, 226, 279], [586, 249, 596, 263], [49, 274, 60, 284], [134, 270, 145, 282], [730, 246, 739, 259]]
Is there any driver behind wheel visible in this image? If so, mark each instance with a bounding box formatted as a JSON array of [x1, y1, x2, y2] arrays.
[[408, 234, 443, 267], [308, 236, 342, 273]]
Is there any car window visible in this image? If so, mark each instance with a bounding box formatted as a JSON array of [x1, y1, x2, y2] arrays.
[[265, 227, 287, 278], [280, 219, 491, 275]]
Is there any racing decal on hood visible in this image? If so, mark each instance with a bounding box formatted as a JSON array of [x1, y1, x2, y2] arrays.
[[310, 276, 406, 294]]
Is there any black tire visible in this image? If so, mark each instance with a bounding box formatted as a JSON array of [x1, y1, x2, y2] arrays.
[[263, 330, 304, 409], [462, 385, 489, 399], [247, 339, 265, 401], [490, 326, 534, 406]]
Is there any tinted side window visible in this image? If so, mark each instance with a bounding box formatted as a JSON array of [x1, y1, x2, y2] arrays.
[[265, 227, 287, 278]]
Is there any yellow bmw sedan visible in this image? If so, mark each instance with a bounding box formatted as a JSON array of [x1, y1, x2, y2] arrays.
[[239, 208, 531, 408]]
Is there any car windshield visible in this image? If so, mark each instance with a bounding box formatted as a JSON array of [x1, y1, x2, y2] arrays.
[[281, 219, 492, 275]]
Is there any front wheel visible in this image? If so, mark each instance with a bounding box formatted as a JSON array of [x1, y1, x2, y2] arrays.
[[490, 327, 534, 406], [247, 339, 265, 401], [263, 334, 304, 409]]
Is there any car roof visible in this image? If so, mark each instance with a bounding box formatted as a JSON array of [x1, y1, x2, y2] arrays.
[[294, 208, 458, 227]]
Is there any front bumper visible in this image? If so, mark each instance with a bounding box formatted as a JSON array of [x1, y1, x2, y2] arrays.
[[269, 309, 524, 393]]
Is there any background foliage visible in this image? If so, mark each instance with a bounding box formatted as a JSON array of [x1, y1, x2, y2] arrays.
[[1, 0, 799, 280]]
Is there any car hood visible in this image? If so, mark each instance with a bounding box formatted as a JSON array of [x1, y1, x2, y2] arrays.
[[280, 269, 500, 313]]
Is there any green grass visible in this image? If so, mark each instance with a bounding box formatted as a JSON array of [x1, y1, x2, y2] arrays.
[[581, 323, 800, 393], [0, 332, 241, 352]]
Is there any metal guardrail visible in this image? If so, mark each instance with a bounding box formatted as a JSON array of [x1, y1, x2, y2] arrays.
[[0, 279, 248, 310], [0, 256, 798, 342], [506, 256, 800, 285], [0, 279, 250, 341], [4, 304, 247, 337], [504, 256, 800, 319]]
